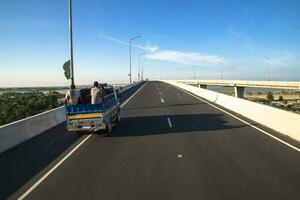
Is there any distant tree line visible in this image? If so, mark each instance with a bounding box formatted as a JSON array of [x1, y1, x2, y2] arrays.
[[0, 86, 69, 92], [0, 91, 63, 126]]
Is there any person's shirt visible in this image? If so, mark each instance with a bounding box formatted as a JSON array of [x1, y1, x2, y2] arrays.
[[90, 87, 103, 104], [65, 89, 80, 105]]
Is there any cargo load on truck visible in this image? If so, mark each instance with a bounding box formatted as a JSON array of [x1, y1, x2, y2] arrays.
[[65, 84, 121, 134]]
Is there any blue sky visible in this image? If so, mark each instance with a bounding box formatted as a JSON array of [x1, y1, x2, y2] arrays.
[[0, 0, 300, 87]]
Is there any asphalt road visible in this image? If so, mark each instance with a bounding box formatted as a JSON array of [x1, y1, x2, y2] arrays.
[[5, 81, 300, 200], [0, 82, 143, 200]]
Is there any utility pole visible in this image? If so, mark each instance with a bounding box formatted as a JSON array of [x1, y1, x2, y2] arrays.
[[69, 0, 75, 88], [264, 56, 271, 81], [140, 59, 147, 81], [192, 65, 196, 79], [219, 62, 224, 80], [129, 35, 141, 83]]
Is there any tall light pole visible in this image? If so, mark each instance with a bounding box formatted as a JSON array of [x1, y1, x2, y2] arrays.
[[140, 59, 147, 81], [138, 53, 145, 81], [264, 56, 271, 81], [129, 35, 141, 83], [69, 0, 75, 88], [192, 65, 196, 79], [219, 62, 224, 80]]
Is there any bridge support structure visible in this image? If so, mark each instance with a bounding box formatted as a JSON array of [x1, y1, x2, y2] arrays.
[[234, 86, 245, 98], [198, 83, 207, 89]]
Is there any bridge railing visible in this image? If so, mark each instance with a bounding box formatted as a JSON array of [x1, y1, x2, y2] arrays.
[[164, 80, 300, 142], [172, 80, 300, 98], [0, 81, 143, 153]]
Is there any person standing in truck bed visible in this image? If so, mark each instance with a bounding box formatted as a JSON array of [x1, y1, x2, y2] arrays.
[[90, 81, 103, 104], [65, 84, 80, 105]]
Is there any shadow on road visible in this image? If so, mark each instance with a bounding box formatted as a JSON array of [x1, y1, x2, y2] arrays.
[[126, 102, 206, 110], [0, 82, 145, 200], [111, 113, 250, 137], [0, 122, 84, 200]]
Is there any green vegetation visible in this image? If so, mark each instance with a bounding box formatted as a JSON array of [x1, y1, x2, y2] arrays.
[[0, 86, 69, 94], [221, 91, 235, 96], [0, 91, 63, 126], [250, 97, 269, 104], [278, 96, 284, 101], [267, 92, 274, 102]]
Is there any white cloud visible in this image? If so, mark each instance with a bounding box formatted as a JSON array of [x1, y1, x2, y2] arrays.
[[98, 34, 225, 66], [266, 51, 300, 65], [99, 35, 129, 46], [146, 50, 224, 65], [226, 25, 255, 52], [227, 25, 242, 39], [136, 43, 159, 53], [98, 34, 158, 52]]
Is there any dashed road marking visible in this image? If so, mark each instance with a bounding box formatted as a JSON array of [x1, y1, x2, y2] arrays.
[[167, 117, 172, 128], [158, 89, 164, 103]]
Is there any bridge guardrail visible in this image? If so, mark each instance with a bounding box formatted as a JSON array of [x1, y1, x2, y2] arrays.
[[0, 81, 142, 153], [164, 80, 300, 142], [174, 79, 300, 90]]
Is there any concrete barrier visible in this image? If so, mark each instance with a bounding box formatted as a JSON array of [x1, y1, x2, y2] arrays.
[[0, 81, 143, 153], [164, 80, 300, 142], [120, 81, 141, 91], [0, 106, 65, 153]]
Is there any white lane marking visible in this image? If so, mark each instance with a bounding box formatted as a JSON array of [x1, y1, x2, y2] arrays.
[[158, 90, 164, 103], [177, 154, 183, 158], [157, 88, 160, 91], [17, 83, 147, 200], [167, 117, 172, 128], [175, 86, 300, 152], [120, 83, 147, 108], [17, 134, 92, 200]]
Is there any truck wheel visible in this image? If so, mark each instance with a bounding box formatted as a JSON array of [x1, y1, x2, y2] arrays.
[[116, 114, 121, 124], [105, 121, 112, 135]]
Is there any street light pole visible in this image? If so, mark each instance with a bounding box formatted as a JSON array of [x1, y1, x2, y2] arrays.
[[69, 0, 75, 88], [140, 59, 147, 81], [129, 35, 141, 83], [192, 65, 196, 79], [138, 53, 145, 81], [219, 62, 224, 80], [264, 56, 271, 81]]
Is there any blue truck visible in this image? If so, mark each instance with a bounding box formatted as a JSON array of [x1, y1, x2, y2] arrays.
[[65, 85, 121, 133]]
